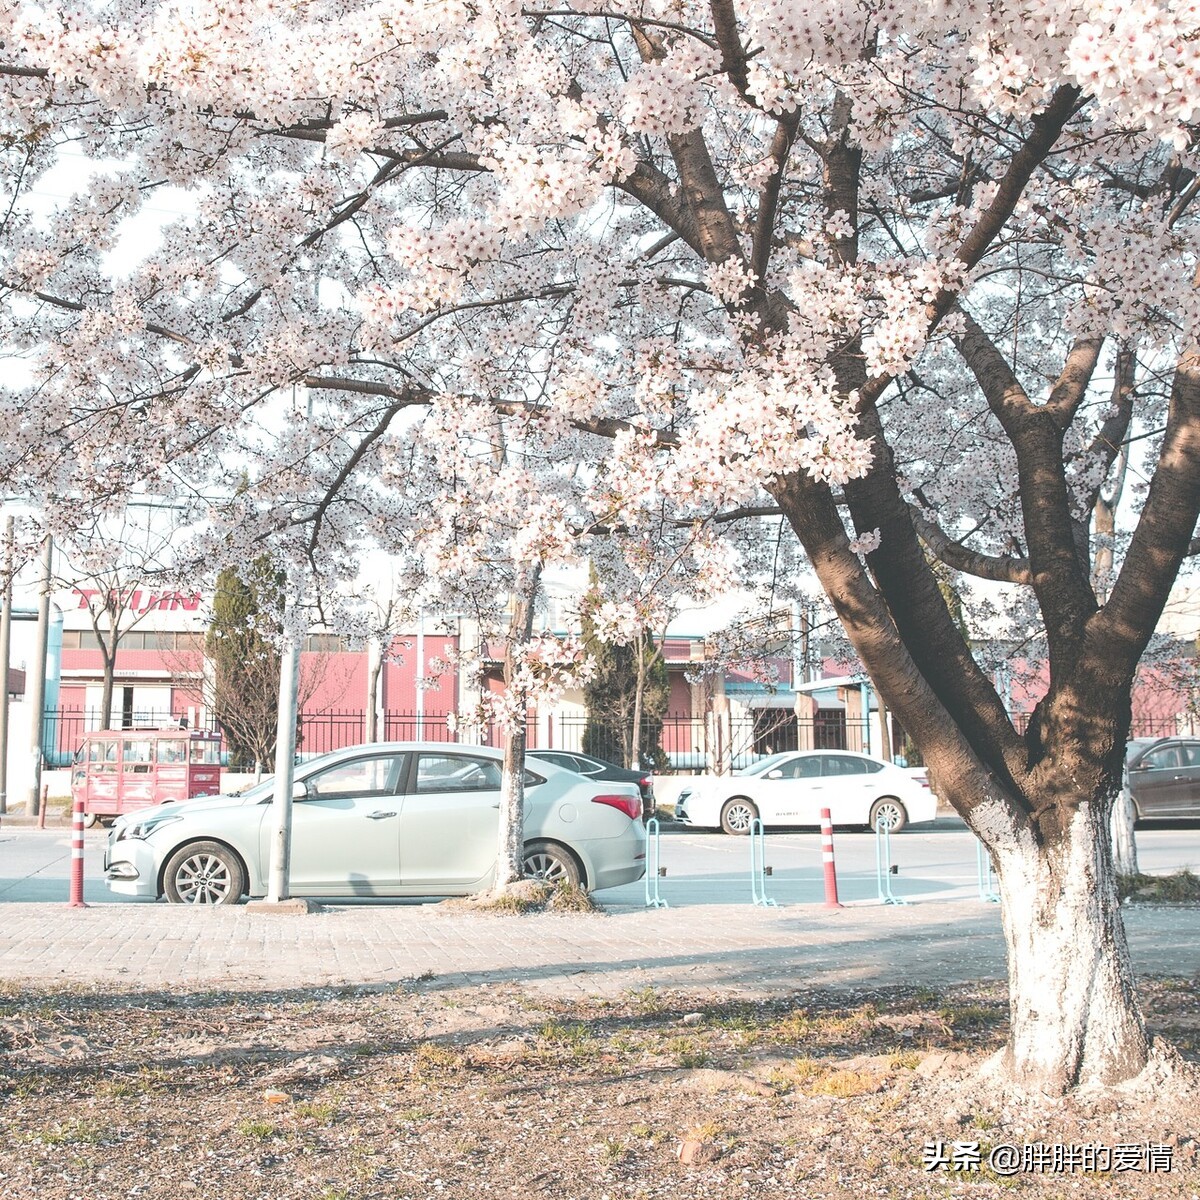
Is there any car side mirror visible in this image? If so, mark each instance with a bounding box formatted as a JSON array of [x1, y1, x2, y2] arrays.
[[1129, 762, 1151, 772], [292, 780, 309, 799], [766, 769, 784, 779]]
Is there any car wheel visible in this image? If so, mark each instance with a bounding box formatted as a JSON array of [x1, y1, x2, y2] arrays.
[[869, 797, 908, 833], [163, 841, 246, 905], [720, 797, 759, 835], [82, 812, 100, 829], [522, 840, 583, 888]]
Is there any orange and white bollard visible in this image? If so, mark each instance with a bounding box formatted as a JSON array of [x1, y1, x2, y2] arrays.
[[68, 794, 88, 908], [820, 807, 842, 909]]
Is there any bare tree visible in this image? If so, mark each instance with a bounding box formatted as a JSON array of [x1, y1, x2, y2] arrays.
[[55, 510, 188, 729]]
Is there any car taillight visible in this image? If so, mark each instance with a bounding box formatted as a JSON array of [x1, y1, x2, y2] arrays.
[[592, 793, 642, 821], [639, 776, 653, 792]]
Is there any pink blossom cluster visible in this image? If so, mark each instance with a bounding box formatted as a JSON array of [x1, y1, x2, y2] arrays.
[[704, 256, 758, 306]]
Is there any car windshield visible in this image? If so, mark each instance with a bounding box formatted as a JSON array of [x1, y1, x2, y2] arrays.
[[737, 752, 796, 777], [230, 747, 352, 802]]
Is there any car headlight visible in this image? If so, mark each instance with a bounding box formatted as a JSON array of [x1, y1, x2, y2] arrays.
[[117, 813, 183, 842]]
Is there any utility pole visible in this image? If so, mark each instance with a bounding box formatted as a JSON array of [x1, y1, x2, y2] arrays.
[[0, 516, 13, 815], [265, 586, 302, 903], [25, 535, 52, 816]]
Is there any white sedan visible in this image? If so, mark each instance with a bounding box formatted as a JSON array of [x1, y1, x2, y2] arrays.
[[104, 742, 647, 904], [673, 750, 938, 834]]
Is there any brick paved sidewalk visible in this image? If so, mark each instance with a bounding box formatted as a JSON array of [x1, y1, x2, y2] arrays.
[[0, 900, 1193, 998]]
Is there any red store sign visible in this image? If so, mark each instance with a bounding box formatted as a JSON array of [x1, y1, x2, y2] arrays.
[[74, 588, 204, 615]]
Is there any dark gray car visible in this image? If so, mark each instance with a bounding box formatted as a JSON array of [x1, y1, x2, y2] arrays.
[[1125, 737, 1200, 819], [528, 750, 654, 820]]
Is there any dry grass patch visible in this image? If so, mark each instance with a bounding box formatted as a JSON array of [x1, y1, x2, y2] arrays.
[[1118, 869, 1200, 903], [0, 979, 1195, 1200]]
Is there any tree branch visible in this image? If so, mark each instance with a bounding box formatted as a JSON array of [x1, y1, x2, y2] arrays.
[[956, 311, 1097, 670], [492, 400, 680, 449], [911, 506, 1033, 585], [750, 117, 799, 285], [1094, 340, 1200, 676], [770, 466, 1031, 825], [856, 85, 1083, 412], [800, 99, 1029, 785], [709, 0, 752, 101], [298, 396, 426, 557], [1045, 336, 1103, 429], [617, 161, 703, 257]]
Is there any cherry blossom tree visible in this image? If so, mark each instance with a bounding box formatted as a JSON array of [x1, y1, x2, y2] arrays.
[[3, 1, 1200, 1094]]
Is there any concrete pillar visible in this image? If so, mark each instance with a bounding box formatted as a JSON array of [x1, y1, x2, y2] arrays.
[[794, 692, 818, 750]]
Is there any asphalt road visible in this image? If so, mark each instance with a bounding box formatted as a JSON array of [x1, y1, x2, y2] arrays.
[[1, 816, 1197, 909]]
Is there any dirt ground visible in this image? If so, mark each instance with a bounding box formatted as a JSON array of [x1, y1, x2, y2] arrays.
[[0, 972, 1197, 1200]]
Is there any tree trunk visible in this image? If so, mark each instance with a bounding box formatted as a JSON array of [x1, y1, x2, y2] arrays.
[[1110, 785, 1139, 877], [365, 639, 383, 743], [985, 799, 1149, 1092], [630, 638, 645, 771], [494, 719, 527, 889], [99, 646, 116, 731], [492, 567, 540, 891]]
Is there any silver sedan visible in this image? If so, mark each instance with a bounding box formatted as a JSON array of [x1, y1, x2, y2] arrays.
[[104, 742, 647, 904]]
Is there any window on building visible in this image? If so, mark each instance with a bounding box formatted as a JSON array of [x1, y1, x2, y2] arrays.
[[62, 630, 103, 650], [305, 633, 343, 652]]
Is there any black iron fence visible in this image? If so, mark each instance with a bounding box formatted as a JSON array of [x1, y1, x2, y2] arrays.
[[297, 709, 882, 770], [1008, 712, 1192, 739], [297, 710, 470, 757], [39, 705, 1197, 773], [549, 711, 878, 770]]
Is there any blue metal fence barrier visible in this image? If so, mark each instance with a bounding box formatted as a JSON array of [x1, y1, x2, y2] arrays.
[[643, 817, 668, 909], [976, 840, 1000, 903], [749, 818, 777, 907], [873, 816, 908, 905]]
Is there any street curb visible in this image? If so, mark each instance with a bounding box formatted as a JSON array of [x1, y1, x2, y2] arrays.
[[0, 810, 72, 827]]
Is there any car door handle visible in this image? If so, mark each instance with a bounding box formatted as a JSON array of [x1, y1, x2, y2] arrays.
[[366, 810, 397, 820]]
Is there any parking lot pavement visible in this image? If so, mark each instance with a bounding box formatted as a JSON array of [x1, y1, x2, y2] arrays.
[[0, 897, 1196, 999]]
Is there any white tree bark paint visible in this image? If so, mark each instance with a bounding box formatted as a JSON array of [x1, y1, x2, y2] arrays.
[[987, 801, 1149, 1092], [1109, 784, 1139, 877], [494, 729, 526, 889], [492, 568, 539, 892]]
